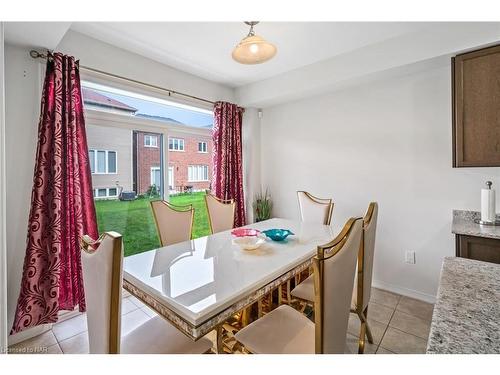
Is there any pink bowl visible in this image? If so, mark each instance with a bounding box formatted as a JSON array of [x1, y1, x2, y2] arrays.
[[231, 228, 261, 237]]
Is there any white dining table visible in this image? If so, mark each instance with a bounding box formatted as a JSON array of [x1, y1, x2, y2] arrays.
[[122, 218, 335, 341]]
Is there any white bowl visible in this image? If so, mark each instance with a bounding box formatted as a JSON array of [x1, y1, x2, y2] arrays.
[[232, 236, 266, 251]]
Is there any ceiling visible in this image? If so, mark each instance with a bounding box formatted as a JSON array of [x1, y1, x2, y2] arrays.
[[68, 22, 432, 87], [4, 22, 71, 50]]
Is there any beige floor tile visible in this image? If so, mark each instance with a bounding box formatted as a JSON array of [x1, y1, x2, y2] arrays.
[[376, 347, 395, 354], [389, 310, 431, 339], [46, 344, 63, 354], [379, 327, 427, 354], [9, 330, 58, 353], [128, 295, 146, 308], [59, 331, 89, 354], [396, 296, 433, 321], [122, 297, 139, 315], [367, 301, 394, 325], [121, 309, 151, 336], [52, 314, 88, 342], [370, 288, 401, 309], [344, 333, 377, 354], [347, 314, 387, 345]]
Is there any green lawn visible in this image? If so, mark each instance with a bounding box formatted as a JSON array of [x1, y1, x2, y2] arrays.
[[95, 192, 211, 257]]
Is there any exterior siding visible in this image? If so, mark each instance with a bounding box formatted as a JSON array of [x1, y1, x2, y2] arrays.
[[86, 124, 132, 197]]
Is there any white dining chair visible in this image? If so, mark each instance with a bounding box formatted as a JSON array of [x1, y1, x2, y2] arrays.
[[297, 191, 334, 225], [277, 191, 334, 305], [205, 193, 235, 234], [150, 200, 194, 246], [81, 232, 212, 354], [290, 202, 379, 353], [234, 218, 363, 354]]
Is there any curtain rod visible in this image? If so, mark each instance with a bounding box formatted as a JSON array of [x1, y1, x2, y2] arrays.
[[29, 50, 216, 106]]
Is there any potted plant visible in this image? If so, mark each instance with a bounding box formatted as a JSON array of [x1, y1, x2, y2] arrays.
[[253, 189, 272, 222]]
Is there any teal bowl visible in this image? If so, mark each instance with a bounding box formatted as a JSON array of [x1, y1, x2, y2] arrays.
[[262, 229, 294, 241]]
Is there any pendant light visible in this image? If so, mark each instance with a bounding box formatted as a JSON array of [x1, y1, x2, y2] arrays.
[[232, 21, 277, 64]]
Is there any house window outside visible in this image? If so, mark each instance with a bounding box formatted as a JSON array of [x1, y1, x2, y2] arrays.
[[93, 187, 119, 199], [89, 149, 117, 174], [168, 138, 184, 151], [144, 134, 158, 147], [188, 165, 209, 182], [198, 141, 208, 153], [150, 166, 161, 190]]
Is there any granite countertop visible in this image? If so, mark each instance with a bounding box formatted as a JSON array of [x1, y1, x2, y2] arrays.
[[452, 210, 500, 240], [427, 257, 500, 354]]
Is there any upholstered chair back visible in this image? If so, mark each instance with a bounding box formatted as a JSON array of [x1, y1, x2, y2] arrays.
[[205, 194, 235, 233], [150, 200, 194, 246], [314, 218, 362, 354], [359, 202, 378, 311], [297, 191, 333, 225], [81, 232, 123, 354]]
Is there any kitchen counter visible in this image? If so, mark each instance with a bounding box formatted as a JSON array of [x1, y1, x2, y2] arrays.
[[426, 257, 500, 354], [452, 210, 500, 240]]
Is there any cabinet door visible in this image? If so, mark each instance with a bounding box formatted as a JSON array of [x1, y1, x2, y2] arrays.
[[458, 235, 500, 264], [453, 44, 500, 167]]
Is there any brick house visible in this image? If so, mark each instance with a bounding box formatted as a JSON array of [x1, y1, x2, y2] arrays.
[[83, 87, 213, 197], [167, 129, 213, 193]]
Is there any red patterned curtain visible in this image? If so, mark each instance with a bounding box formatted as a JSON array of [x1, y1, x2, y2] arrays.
[[11, 52, 98, 334], [212, 102, 246, 227]]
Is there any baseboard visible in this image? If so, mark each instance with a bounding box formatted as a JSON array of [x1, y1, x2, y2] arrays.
[[372, 279, 436, 304], [8, 324, 52, 346]]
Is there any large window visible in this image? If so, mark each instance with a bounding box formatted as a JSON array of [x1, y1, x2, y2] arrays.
[[188, 165, 209, 182], [198, 141, 208, 153], [89, 149, 117, 174], [169, 138, 184, 151], [83, 80, 214, 257], [144, 134, 158, 147]]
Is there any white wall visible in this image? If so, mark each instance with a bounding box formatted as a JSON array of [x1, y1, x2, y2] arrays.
[[260, 62, 500, 302], [4, 33, 236, 343], [4, 44, 43, 343], [0, 22, 8, 351]]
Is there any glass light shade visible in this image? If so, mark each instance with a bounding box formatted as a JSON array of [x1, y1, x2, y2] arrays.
[[232, 35, 277, 64]]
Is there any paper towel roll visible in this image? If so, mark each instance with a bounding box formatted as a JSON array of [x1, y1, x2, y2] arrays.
[[481, 188, 496, 222]]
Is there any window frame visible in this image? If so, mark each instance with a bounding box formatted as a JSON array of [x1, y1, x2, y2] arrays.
[[188, 165, 209, 182], [144, 134, 158, 148], [94, 187, 119, 199], [168, 137, 185, 152], [150, 166, 161, 189], [89, 149, 118, 175], [198, 141, 208, 153]]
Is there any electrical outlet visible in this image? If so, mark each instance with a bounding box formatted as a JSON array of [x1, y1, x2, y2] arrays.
[[405, 250, 416, 264]]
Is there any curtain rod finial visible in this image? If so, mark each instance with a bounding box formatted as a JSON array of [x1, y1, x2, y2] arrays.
[[29, 50, 41, 58]]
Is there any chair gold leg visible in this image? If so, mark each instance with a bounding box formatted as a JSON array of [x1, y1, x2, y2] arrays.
[[358, 321, 366, 354], [363, 307, 374, 344], [241, 307, 250, 327]]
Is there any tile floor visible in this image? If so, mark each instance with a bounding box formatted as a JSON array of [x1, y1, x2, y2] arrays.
[[8, 287, 433, 354]]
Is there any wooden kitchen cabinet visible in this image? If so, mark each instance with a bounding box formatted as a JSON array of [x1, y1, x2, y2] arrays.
[[456, 234, 500, 264], [452, 44, 500, 167]]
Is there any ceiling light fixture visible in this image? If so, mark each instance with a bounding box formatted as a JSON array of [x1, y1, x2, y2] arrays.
[[232, 21, 277, 65]]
